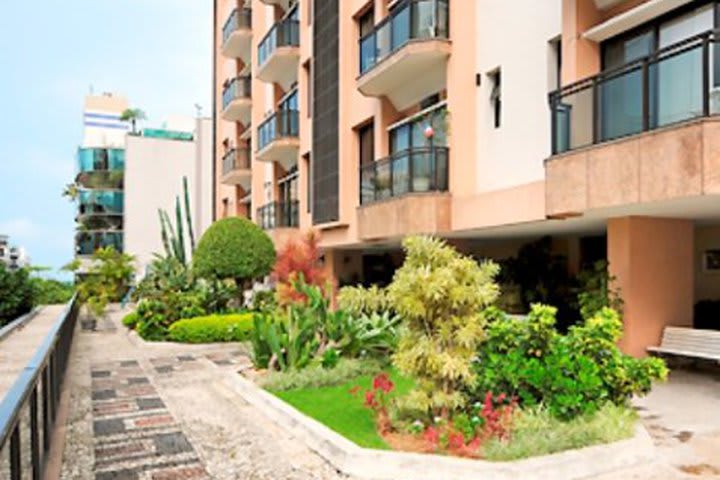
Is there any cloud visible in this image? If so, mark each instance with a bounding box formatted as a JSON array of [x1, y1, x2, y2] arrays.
[[0, 218, 42, 241]]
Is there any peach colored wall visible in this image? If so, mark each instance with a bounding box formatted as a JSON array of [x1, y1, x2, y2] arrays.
[[357, 193, 451, 241], [546, 118, 720, 217], [452, 181, 546, 232], [608, 216, 694, 357]]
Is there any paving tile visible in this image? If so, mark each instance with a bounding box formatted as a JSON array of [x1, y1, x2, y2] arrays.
[[94, 419, 127, 436]]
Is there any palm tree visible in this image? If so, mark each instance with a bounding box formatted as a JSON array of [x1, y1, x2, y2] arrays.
[[120, 108, 147, 135]]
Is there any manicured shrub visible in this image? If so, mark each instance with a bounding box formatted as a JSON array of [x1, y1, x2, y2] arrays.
[[389, 236, 500, 418], [134, 293, 206, 341], [122, 311, 139, 329], [168, 313, 254, 343], [193, 217, 275, 287], [473, 305, 668, 420]]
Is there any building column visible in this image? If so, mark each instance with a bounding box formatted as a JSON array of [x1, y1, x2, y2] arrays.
[[607, 217, 694, 357]]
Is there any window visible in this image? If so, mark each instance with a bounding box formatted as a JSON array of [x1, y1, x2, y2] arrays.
[[303, 153, 312, 213], [303, 60, 312, 118], [488, 69, 501, 128], [359, 122, 375, 166], [358, 7, 375, 37], [548, 37, 562, 92]]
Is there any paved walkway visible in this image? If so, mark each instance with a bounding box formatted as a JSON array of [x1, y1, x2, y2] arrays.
[[58, 306, 345, 480], [55, 306, 720, 480], [0, 305, 65, 399]]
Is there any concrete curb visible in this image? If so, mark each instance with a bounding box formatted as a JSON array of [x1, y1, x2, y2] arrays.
[[223, 373, 657, 480]]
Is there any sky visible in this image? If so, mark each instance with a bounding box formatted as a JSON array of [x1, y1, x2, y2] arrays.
[[0, 0, 212, 279]]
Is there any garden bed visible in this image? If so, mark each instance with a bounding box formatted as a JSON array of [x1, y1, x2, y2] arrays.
[[224, 371, 655, 480]]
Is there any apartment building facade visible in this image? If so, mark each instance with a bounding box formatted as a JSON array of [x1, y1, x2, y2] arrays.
[[213, 0, 720, 356], [75, 95, 214, 275]]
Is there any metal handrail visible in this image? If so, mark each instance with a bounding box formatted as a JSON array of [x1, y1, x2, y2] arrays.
[[256, 200, 299, 229], [359, 0, 450, 75], [550, 28, 719, 155], [222, 76, 252, 110], [258, 17, 300, 66], [222, 7, 252, 44], [359, 145, 449, 204], [0, 295, 80, 479], [257, 109, 299, 150], [222, 147, 251, 175]]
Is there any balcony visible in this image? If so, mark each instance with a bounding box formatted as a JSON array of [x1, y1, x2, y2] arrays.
[[75, 231, 124, 256], [256, 109, 299, 169], [221, 147, 252, 189], [257, 200, 299, 230], [221, 8, 252, 63], [221, 76, 252, 125], [257, 17, 300, 90], [357, 0, 450, 111], [78, 190, 124, 217], [358, 146, 450, 240], [546, 29, 720, 218], [77, 148, 125, 173]]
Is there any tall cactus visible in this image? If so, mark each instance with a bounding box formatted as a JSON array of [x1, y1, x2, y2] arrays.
[[156, 177, 196, 265], [183, 176, 196, 253]]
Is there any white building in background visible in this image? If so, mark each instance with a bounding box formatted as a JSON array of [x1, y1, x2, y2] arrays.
[[74, 94, 213, 275], [0, 235, 30, 270]]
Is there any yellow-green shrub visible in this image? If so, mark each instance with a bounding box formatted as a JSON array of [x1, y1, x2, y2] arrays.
[[168, 313, 253, 343]]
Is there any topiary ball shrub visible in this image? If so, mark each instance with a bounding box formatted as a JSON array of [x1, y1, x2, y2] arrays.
[[193, 217, 276, 286], [168, 313, 254, 343]]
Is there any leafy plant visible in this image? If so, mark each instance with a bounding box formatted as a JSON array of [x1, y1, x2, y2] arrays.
[[122, 311, 139, 329], [576, 260, 623, 321], [389, 236, 500, 418], [337, 285, 393, 317], [259, 358, 382, 391], [168, 313, 254, 343], [193, 217, 275, 291], [0, 265, 35, 326], [70, 247, 135, 319], [250, 306, 319, 371], [272, 230, 330, 305], [31, 276, 74, 305], [473, 305, 667, 420]]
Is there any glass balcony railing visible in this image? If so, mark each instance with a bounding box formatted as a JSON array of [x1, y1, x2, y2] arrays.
[[359, 146, 449, 205], [257, 109, 299, 151], [75, 231, 123, 255], [359, 0, 449, 75], [222, 7, 252, 45], [78, 190, 124, 216], [551, 29, 720, 155], [77, 148, 125, 173], [222, 76, 252, 110], [258, 17, 299, 66], [257, 200, 299, 229], [222, 147, 251, 175]]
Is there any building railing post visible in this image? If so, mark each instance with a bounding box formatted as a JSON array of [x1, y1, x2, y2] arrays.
[[703, 34, 710, 117], [642, 59, 650, 131]]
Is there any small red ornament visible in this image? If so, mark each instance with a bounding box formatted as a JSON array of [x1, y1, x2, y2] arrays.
[[424, 125, 434, 139]]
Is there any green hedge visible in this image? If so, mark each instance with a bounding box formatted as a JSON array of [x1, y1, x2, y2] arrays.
[[167, 313, 254, 344]]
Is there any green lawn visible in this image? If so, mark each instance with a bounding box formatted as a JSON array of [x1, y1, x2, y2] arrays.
[[271, 370, 413, 449]]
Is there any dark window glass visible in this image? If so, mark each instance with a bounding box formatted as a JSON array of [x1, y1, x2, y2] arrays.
[[359, 123, 374, 165]]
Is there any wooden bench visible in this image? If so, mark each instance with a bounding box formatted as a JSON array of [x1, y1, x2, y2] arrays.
[[647, 327, 720, 363]]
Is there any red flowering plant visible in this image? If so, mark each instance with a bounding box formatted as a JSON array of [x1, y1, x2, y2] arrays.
[[353, 373, 395, 434], [420, 392, 517, 457], [272, 230, 332, 305]]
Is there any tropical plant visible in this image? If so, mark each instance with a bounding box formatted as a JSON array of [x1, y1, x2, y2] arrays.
[[30, 276, 74, 305], [62, 182, 79, 200], [120, 108, 146, 134], [251, 305, 320, 371], [472, 305, 667, 420], [389, 236, 501, 418], [0, 265, 35, 326], [157, 176, 196, 265], [337, 285, 393, 317], [193, 217, 276, 291], [575, 260, 624, 321], [272, 230, 330, 305], [70, 247, 135, 319]]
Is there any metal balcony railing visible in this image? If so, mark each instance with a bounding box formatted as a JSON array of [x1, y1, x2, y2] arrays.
[[258, 17, 299, 66], [222, 148, 251, 175], [359, 0, 449, 75], [222, 8, 252, 45], [359, 146, 449, 205], [257, 109, 299, 151], [256, 200, 299, 229], [222, 76, 252, 111], [550, 29, 720, 155]]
